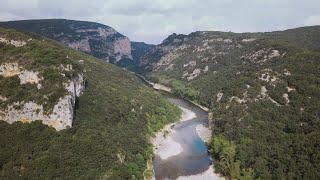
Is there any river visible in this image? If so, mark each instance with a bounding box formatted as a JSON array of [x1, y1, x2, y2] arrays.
[[154, 93, 213, 179], [136, 74, 223, 180]]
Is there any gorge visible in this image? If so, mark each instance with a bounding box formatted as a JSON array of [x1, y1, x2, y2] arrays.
[[153, 93, 222, 180], [0, 19, 319, 180]]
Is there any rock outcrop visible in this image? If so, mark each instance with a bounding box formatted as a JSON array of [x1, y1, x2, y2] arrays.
[[0, 68, 84, 130], [0, 19, 133, 64], [0, 33, 85, 131], [0, 63, 42, 86], [0, 37, 26, 47], [113, 37, 132, 62]]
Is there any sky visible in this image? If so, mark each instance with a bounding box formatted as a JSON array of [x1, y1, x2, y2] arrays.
[[1, 0, 320, 44]]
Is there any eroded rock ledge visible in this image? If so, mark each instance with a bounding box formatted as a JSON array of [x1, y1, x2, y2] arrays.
[[0, 63, 85, 130]]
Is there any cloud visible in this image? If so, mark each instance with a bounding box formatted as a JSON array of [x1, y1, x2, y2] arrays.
[[305, 15, 320, 26], [0, 0, 320, 44]]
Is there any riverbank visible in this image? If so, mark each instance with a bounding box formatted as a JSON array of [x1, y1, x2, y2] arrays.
[[136, 74, 209, 112], [152, 105, 196, 160], [139, 74, 223, 179], [196, 124, 212, 143], [176, 165, 224, 180]]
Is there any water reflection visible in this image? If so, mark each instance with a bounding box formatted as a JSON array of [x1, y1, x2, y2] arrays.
[[154, 94, 212, 180]]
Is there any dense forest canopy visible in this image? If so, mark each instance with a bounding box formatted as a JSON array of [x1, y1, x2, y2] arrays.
[[0, 20, 320, 180], [142, 26, 320, 179], [0, 28, 181, 179]]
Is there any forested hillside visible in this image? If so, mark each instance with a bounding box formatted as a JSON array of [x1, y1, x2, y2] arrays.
[[0, 19, 134, 65], [0, 19, 159, 71], [141, 26, 320, 179], [0, 28, 181, 179]]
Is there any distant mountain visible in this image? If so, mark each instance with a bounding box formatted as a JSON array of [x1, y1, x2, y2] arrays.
[[0, 19, 134, 64], [2, 18, 319, 179], [116, 41, 156, 71], [0, 28, 181, 179], [141, 26, 320, 179]]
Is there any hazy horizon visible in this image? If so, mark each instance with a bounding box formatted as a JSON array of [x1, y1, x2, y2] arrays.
[[1, 0, 320, 44]]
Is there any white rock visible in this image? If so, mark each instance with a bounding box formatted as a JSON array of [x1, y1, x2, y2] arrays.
[[284, 69, 291, 76], [255, 86, 281, 106], [201, 57, 209, 62], [0, 63, 21, 77], [217, 92, 223, 102], [113, 37, 133, 62], [19, 71, 42, 84], [183, 61, 197, 68], [0, 63, 43, 86], [223, 39, 232, 43], [157, 52, 180, 67], [229, 95, 247, 104], [37, 84, 42, 90], [0, 74, 85, 131], [203, 65, 209, 73], [0, 95, 7, 101], [287, 87, 296, 92], [165, 64, 174, 71], [182, 71, 189, 78], [268, 50, 280, 59], [283, 93, 290, 104], [0, 37, 26, 47], [242, 38, 255, 43], [59, 64, 73, 71], [260, 86, 268, 98], [187, 68, 201, 81]]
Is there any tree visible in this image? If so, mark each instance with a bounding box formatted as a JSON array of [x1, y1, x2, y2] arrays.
[[213, 135, 240, 179]]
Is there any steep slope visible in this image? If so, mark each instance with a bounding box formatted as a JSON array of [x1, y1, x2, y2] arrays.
[[0, 19, 133, 64], [141, 27, 320, 179], [118, 41, 156, 71], [131, 42, 155, 64], [0, 28, 181, 179], [0, 30, 85, 130]]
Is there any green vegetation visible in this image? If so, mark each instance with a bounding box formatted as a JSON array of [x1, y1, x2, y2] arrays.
[[0, 28, 77, 113], [142, 26, 320, 179], [0, 19, 157, 68], [0, 19, 131, 64], [0, 28, 181, 179], [169, 79, 200, 101], [147, 75, 200, 102], [212, 135, 253, 180], [210, 46, 320, 180]]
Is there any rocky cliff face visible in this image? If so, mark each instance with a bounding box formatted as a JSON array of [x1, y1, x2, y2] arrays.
[[0, 63, 85, 131], [0, 32, 85, 130], [0, 19, 133, 64], [113, 37, 132, 62]]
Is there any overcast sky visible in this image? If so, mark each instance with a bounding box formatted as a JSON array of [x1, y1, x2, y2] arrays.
[[1, 0, 320, 44]]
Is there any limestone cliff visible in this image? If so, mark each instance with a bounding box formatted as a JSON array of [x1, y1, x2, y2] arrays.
[[0, 62, 85, 130], [0, 19, 133, 64], [0, 32, 86, 131]]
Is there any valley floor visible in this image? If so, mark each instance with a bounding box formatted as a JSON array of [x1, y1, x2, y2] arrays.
[[152, 106, 196, 159], [152, 103, 224, 180]]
